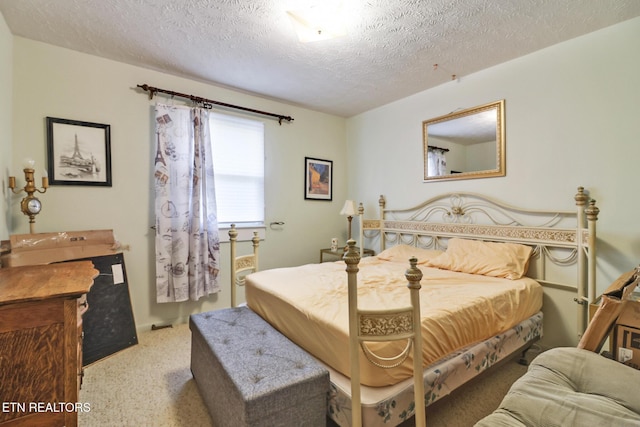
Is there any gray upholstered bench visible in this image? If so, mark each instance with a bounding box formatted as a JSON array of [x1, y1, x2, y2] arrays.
[[190, 306, 329, 427]]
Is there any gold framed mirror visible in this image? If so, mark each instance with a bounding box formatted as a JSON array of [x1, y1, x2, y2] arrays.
[[423, 100, 505, 181]]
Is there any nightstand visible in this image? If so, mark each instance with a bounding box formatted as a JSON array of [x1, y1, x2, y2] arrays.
[[320, 247, 374, 262]]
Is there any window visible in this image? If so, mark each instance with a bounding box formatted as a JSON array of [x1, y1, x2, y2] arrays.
[[210, 113, 264, 227]]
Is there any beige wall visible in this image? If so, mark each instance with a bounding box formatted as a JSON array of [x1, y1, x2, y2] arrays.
[[0, 13, 12, 240], [8, 36, 347, 330], [347, 17, 640, 347]]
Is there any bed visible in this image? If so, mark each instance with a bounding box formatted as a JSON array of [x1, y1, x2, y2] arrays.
[[232, 187, 599, 426]]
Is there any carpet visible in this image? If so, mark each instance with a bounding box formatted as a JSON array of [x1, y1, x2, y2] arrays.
[[79, 322, 531, 426]]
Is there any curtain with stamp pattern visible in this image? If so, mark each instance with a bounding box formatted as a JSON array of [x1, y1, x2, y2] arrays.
[[153, 104, 220, 302]]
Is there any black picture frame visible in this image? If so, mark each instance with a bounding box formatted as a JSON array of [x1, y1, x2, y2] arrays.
[[46, 117, 112, 186], [304, 157, 332, 201]]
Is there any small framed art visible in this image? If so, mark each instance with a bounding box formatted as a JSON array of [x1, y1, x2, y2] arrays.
[[46, 117, 112, 186], [304, 157, 332, 201]]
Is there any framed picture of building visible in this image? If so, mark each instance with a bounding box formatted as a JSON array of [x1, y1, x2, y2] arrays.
[[46, 117, 112, 186], [304, 157, 332, 201]]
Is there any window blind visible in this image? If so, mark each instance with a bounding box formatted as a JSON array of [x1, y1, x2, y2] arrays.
[[210, 113, 265, 225]]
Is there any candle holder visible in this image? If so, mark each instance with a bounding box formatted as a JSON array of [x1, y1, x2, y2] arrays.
[[8, 160, 49, 234]]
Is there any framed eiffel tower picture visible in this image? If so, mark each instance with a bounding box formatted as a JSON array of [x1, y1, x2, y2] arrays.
[[46, 117, 112, 186]]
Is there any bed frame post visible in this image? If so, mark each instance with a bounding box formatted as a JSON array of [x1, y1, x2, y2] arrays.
[[251, 231, 260, 274], [405, 257, 426, 427], [574, 187, 589, 336], [586, 199, 599, 306], [229, 224, 239, 307], [344, 239, 362, 427], [358, 203, 364, 258], [379, 195, 386, 253]]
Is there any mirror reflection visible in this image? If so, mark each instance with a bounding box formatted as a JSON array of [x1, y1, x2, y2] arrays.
[[423, 100, 505, 181]]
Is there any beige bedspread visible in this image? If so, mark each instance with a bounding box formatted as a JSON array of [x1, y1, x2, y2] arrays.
[[246, 256, 542, 387]]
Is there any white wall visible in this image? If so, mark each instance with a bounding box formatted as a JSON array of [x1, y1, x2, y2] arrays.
[[9, 37, 348, 330], [466, 140, 496, 172], [0, 13, 12, 240], [346, 17, 640, 347]]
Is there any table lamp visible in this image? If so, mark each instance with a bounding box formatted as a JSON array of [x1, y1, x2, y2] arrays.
[[340, 200, 356, 241]]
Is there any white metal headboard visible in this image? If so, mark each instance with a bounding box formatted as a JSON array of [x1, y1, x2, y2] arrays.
[[360, 187, 599, 335]]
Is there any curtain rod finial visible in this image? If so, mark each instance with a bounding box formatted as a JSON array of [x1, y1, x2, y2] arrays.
[[137, 84, 155, 100]]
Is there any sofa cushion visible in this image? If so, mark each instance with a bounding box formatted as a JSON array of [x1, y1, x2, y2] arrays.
[[475, 347, 640, 426]]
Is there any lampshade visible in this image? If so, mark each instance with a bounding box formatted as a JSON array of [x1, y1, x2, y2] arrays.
[[340, 200, 356, 216]]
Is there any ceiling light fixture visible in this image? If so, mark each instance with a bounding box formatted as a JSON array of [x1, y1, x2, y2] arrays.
[[287, 2, 347, 43]]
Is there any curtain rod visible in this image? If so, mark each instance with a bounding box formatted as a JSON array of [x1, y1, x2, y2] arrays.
[[428, 145, 450, 152], [136, 84, 294, 125]]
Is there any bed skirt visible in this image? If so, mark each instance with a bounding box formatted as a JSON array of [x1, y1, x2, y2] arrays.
[[327, 311, 543, 427]]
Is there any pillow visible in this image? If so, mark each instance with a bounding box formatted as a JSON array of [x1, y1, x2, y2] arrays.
[[376, 244, 443, 265], [426, 238, 532, 279]]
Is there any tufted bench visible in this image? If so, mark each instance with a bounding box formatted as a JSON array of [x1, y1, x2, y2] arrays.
[[190, 306, 329, 427]]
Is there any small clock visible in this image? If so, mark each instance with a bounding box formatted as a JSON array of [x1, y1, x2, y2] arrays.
[[21, 196, 42, 216], [27, 197, 42, 214]]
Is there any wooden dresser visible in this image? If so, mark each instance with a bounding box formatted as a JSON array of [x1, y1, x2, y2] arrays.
[[0, 261, 98, 427]]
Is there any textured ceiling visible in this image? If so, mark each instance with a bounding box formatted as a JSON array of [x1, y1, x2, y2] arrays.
[[1, 0, 639, 117]]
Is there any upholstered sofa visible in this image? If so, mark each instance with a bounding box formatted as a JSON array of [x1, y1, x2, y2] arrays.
[[475, 347, 640, 426]]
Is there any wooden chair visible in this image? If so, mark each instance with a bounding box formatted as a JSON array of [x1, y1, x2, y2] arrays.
[[344, 240, 426, 427], [228, 224, 260, 307]]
